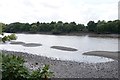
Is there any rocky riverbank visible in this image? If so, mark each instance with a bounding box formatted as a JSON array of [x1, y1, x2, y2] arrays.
[[1, 50, 118, 78]]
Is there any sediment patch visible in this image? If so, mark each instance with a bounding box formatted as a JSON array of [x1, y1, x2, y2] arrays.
[[51, 46, 77, 51], [83, 51, 118, 60], [22, 43, 42, 47], [10, 41, 25, 45]]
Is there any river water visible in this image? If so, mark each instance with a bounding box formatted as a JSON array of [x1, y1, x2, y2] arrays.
[[0, 33, 118, 63]]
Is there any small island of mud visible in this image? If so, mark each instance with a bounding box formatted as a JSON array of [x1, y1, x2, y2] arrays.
[[22, 43, 42, 47], [51, 46, 78, 51], [10, 41, 25, 45], [10, 41, 42, 47], [83, 51, 119, 60]]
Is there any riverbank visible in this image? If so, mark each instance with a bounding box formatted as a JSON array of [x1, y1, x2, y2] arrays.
[[61, 32, 119, 38], [1, 50, 118, 78], [12, 32, 119, 38]]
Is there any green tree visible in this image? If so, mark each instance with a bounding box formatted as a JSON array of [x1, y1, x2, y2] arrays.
[[49, 21, 56, 31], [69, 22, 77, 32], [118, 20, 120, 34], [22, 23, 31, 32], [30, 24, 38, 33], [0, 23, 6, 34], [2, 20, 120, 34], [37, 23, 51, 32], [63, 22, 70, 32], [96, 20, 106, 33], [52, 21, 63, 34], [6, 22, 20, 32], [77, 24, 85, 31], [87, 21, 97, 32]]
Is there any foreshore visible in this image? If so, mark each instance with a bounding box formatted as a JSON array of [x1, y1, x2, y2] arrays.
[[51, 46, 78, 51], [11, 32, 119, 38], [83, 51, 119, 60], [1, 50, 118, 78]]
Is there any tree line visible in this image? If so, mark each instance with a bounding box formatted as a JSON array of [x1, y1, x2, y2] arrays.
[[1, 20, 120, 34]]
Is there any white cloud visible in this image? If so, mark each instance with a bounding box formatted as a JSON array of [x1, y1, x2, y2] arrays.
[[0, 0, 118, 24]]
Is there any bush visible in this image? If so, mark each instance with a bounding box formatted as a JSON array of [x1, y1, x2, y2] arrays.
[[8, 33, 17, 40], [2, 54, 29, 80], [1, 53, 54, 80], [2, 36, 8, 43], [1, 33, 17, 43], [30, 65, 54, 80]]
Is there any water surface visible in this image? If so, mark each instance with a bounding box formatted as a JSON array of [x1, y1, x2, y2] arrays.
[[0, 33, 118, 63]]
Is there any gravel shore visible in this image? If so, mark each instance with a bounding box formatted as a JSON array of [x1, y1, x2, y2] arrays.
[[1, 50, 118, 78]]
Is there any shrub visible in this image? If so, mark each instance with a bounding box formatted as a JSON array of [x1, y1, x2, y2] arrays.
[[2, 36, 9, 43], [30, 65, 54, 80], [1, 53, 54, 80], [1, 33, 17, 43], [8, 33, 17, 40], [2, 54, 29, 80]]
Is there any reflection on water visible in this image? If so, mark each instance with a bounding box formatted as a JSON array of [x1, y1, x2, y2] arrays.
[[0, 33, 118, 63]]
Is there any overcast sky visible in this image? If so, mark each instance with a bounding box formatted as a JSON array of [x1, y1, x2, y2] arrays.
[[0, 0, 119, 24]]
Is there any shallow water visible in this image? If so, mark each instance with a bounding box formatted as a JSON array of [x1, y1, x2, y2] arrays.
[[0, 33, 118, 63]]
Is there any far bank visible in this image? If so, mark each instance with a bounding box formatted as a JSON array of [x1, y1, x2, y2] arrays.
[[5, 32, 119, 38]]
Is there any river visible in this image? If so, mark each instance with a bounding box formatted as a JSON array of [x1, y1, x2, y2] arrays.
[[0, 33, 118, 63]]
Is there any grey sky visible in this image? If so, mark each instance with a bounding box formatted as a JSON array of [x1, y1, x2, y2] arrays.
[[0, 0, 119, 24]]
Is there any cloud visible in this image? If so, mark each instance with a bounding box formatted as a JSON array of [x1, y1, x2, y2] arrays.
[[0, 0, 118, 24]]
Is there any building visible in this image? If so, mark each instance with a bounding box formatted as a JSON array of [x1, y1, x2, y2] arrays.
[[118, 1, 120, 19]]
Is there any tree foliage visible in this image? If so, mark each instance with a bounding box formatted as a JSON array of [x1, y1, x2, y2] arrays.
[[2, 54, 29, 80], [1, 33, 17, 43], [95, 20, 119, 34], [2, 20, 120, 34], [0, 23, 6, 34], [87, 21, 97, 32], [4, 21, 85, 34], [86, 20, 119, 34], [1, 53, 54, 80]]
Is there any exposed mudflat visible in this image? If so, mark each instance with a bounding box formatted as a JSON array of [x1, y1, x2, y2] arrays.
[[10, 41, 42, 47], [10, 41, 25, 45], [22, 43, 42, 47], [83, 51, 119, 60], [51, 46, 78, 51]]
